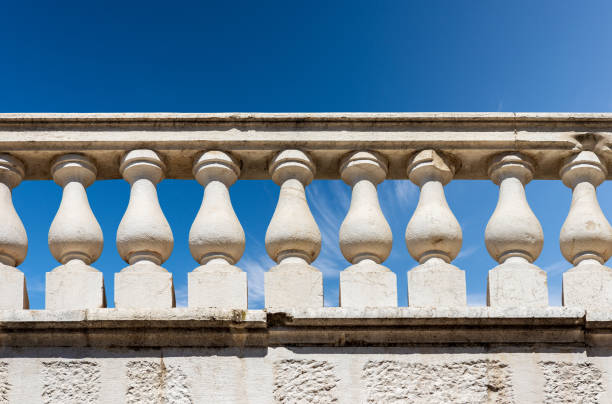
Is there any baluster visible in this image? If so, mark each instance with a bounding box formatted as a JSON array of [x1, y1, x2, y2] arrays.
[[265, 149, 323, 308], [405, 150, 466, 307], [0, 154, 28, 309], [560, 150, 612, 309], [339, 151, 396, 307], [188, 151, 247, 309], [484, 153, 547, 307], [47, 154, 105, 309], [115, 149, 175, 308]]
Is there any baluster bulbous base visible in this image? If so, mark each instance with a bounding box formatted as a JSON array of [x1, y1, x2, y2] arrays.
[[407, 258, 466, 307], [487, 258, 548, 307], [115, 261, 175, 309], [0, 264, 28, 309], [265, 258, 323, 309], [340, 260, 397, 308], [189, 259, 247, 309], [563, 260, 612, 309], [46, 260, 105, 309]]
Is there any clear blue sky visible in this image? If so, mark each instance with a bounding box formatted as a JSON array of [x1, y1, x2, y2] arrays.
[[1, 1, 612, 308]]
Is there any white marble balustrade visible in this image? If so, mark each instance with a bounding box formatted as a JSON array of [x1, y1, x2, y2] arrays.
[[1, 113, 612, 312]]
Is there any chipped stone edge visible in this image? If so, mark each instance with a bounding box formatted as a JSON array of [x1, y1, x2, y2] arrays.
[[0, 308, 267, 329], [266, 307, 586, 326]]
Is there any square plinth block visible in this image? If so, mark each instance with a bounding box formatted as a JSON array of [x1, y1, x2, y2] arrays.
[[487, 262, 548, 307], [265, 268, 323, 309], [563, 263, 612, 309], [0, 268, 28, 309], [188, 270, 247, 309], [408, 263, 466, 307], [340, 270, 397, 308], [115, 271, 175, 308], [46, 270, 105, 310]]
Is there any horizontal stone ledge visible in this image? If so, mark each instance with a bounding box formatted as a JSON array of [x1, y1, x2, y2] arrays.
[[0, 131, 591, 181], [1, 112, 610, 180], [0, 307, 605, 348], [0, 308, 267, 329], [267, 307, 586, 327], [0, 307, 585, 328]]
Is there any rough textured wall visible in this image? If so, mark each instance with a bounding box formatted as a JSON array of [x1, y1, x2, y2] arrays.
[[362, 360, 513, 403], [0, 346, 610, 403]]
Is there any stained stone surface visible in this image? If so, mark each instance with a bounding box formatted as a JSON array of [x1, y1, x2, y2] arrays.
[[41, 361, 100, 404], [273, 359, 339, 403], [0, 270, 28, 309], [0, 363, 9, 403], [0, 348, 608, 403], [126, 360, 192, 404], [0, 308, 610, 402], [362, 360, 513, 403], [540, 361, 604, 404]]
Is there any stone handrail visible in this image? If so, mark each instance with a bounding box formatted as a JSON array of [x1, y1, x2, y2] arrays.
[[1, 113, 612, 311]]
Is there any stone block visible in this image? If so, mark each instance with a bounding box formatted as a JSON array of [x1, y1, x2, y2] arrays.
[[46, 268, 105, 310], [265, 265, 322, 308], [340, 268, 397, 308], [115, 270, 174, 309], [0, 266, 28, 309], [563, 262, 612, 309], [408, 261, 466, 307], [487, 261, 548, 307], [188, 270, 247, 309]]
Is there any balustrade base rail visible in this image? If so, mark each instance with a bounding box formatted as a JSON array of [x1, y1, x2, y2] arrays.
[[0, 307, 610, 347]]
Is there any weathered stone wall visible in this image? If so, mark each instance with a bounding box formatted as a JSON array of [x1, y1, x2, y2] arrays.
[[0, 307, 609, 403], [0, 346, 611, 403]]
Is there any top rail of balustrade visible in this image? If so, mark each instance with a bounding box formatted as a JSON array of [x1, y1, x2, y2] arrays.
[[1, 112, 612, 180]]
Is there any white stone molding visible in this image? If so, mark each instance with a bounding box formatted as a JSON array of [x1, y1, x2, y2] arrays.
[[188, 150, 247, 309], [264, 149, 323, 308], [484, 153, 547, 307], [560, 150, 612, 309], [405, 150, 466, 307], [0, 154, 28, 309], [115, 149, 175, 308], [338, 151, 396, 308], [46, 154, 105, 309]]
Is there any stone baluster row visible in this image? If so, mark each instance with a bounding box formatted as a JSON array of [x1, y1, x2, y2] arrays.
[[1, 148, 612, 310], [0, 154, 28, 309]]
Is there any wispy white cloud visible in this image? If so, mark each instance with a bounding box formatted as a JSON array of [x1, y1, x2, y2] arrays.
[[467, 292, 486, 306], [456, 245, 480, 261], [378, 180, 418, 232], [175, 284, 188, 307], [27, 276, 45, 293], [543, 259, 568, 277], [496, 99, 504, 112], [315, 256, 345, 277], [548, 284, 563, 306], [241, 254, 274, 308], [389, 180, 417, 207], [324, 286, 339, 307], [307, 180, 350, 277]]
